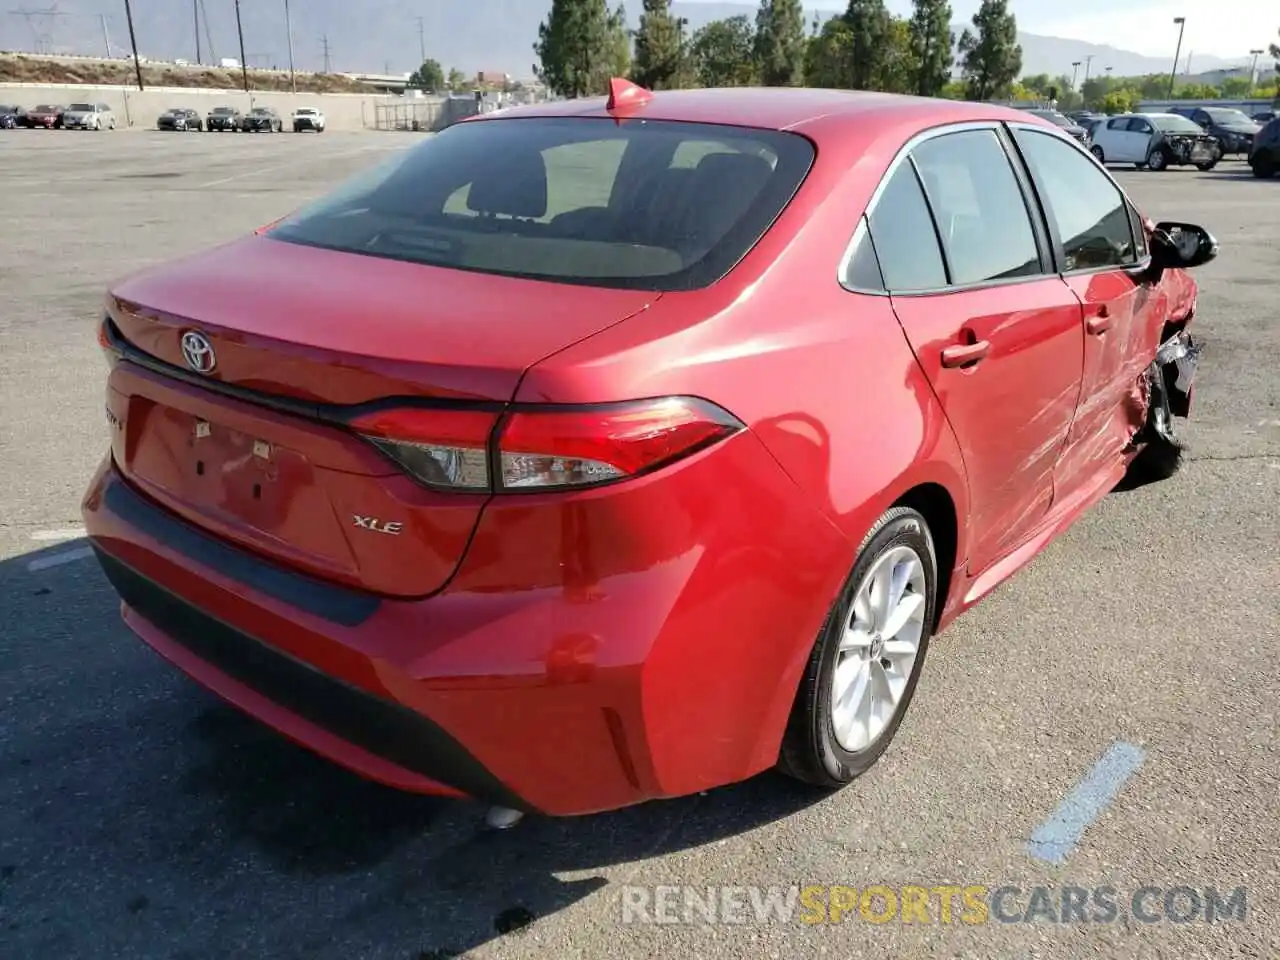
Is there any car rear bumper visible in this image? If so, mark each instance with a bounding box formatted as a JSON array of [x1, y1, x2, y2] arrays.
[[83, 432, 850, 815]]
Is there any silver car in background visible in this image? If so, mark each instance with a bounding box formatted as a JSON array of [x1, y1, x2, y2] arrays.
[[62, 102, 116, 130]]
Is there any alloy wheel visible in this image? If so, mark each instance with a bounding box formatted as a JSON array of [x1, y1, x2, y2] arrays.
[[830, 544, 927, 752]]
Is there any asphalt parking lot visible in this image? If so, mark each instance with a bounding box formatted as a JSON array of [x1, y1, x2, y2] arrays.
[[1, 130, 1277, 960]]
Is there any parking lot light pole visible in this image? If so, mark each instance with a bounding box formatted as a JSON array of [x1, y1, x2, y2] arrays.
[[1071, 61, 1080, 89], [123, 0, 144, 90], [1168, 17, 1186, 100], [1249, 49, 1264, 94]]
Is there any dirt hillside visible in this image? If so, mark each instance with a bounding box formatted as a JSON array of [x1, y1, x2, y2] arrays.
[[0, 53, 370, 93]]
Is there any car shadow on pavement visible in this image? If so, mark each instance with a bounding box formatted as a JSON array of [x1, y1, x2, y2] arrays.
[[4, 540, 827, 960]]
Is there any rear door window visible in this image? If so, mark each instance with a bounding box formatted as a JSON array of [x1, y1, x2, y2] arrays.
[[909, 129, 1043, 286], [865, 162, 947, 292], [270, 117, 815, 291]]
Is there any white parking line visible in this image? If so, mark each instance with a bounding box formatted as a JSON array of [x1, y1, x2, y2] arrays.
[[29, 527, 88, 542], [27, 546, 94, 573]]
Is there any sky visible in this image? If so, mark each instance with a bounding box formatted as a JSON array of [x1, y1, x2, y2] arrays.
[[684, 0, 1277, 60]]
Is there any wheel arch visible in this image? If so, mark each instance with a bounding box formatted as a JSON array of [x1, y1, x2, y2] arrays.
[[892, 482, 958, 631]]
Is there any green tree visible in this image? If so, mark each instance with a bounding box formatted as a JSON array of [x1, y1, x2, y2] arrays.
[[604, 5, 632, 82], [843, 0, 891, 90], [754, 0, 806, 86], [957, 0, 1021, 101], [1100, 89, 1138, 114], [907, 0, 953, 97], [689, 15, 756, 87], [633, 0, 685, 89], [534, 0, 628, 98], [1219, 75, 1250, 97], [940, 78, 966, 98], [446, 67, 468, 91], [409, 58, 445, 92], [877, 17, 917, 93], [803, 17, 853, 88]]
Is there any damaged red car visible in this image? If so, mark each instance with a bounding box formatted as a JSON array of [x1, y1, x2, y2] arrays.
[[84, 83, 1215, 817]]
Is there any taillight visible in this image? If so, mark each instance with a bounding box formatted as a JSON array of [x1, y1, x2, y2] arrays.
[[349, 408, 495, 491], [98, 317, 121, 364], [347, 397, 741, 493]]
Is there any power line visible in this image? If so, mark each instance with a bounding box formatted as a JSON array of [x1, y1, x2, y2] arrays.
[[7, 5, 69, 55], [199, 0, 216, 64]]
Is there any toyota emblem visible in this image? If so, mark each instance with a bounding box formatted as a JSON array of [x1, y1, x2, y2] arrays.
[[180, 331, 216, 374]]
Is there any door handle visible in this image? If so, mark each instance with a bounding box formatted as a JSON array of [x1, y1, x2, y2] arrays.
[[940, 339, 991, 369], [1086, 306, 1113, 335]]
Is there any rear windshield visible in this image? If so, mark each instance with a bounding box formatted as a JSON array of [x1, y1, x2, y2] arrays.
[[1030, 109, 1072, 127], [68, 103, 94, 111], [1152, 114, 1206, 134], [212, 107, 235, 114], [268, 116, 815, 291], [1203, 108, 1253, 124]]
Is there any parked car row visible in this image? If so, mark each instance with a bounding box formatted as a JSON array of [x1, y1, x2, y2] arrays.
[[156, 105, 326, 133], [0, 102, 117, 130], [0, 102, 325, 133]]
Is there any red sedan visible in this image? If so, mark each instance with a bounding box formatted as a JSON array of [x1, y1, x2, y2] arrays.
[[84, 82, 1215, 817]]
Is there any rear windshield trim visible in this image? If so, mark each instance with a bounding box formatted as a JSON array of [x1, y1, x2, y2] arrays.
[[267, 116, 817, 293]]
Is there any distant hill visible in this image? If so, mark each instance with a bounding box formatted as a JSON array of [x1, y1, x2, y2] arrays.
[[2, 0, 1246, 81]]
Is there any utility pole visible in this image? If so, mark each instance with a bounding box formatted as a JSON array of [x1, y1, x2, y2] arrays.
[[1070, 60, 1080, 89], [1082, 54, 1094, 85], [320, 33, 331, 74], [234, 0, 249, 92], [122, 0, 142, 89], [415, 16, 425, 65], [193, 0, 200, 63], [1168, 16, 1186, 99], [284, 0, 296, 93], [1249, 48, 1265, 94], [99, 12, 111, 57]]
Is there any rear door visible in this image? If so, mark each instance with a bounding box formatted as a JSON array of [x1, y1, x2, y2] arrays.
[[869, 124, 1085, 575], [1009, 124, 1169, 499], [1127, 117, 1157, 162]]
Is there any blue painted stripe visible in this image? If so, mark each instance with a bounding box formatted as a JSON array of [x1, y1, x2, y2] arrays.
[[1026, 741, 1146, 865]]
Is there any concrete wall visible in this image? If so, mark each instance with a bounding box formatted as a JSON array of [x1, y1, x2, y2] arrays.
[[0, 83, 448, 131]]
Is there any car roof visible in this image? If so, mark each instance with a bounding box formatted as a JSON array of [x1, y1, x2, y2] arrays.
[[489, 87, 1052, 140]]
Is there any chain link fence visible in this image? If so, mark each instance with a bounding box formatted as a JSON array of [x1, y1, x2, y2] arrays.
[[372, 94, 514, 133]]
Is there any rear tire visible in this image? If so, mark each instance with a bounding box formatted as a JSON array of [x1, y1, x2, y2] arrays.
[[1253, 156, 1276, 178], [778, 507, 938, 788], [1090, 144, 1105, 162]]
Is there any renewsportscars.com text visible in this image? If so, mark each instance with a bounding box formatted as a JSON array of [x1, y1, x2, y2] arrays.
[[620, 884, 1248, 926]]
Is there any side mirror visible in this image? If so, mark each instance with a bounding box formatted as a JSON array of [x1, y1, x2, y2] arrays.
[[1151, 221, 1219, 270]]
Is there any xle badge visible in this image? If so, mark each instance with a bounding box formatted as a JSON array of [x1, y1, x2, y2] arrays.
[[353, 516, 403, 536]]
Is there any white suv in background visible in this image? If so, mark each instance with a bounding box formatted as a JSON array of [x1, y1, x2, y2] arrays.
[[292, 107, 326, 133]]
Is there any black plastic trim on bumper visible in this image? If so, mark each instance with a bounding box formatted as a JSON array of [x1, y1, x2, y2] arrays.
[[104, 479, 379, 628], [95, 548, 535, 812]]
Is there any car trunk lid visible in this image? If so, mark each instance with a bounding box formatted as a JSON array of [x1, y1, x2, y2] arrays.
[[104, 234, 659, 597]]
